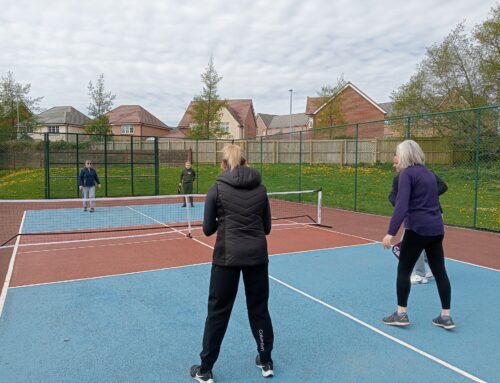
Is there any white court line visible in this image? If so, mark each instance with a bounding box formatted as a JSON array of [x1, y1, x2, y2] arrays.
[[10, 261, 212, 290], [448, 258, 499, 272], [270, 275, 488, 383], [17, 235, 189, 254], [0, 212, 26, 318], [125, 206, 213, 250]]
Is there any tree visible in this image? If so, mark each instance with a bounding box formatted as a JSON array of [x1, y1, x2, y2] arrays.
[[310, 75, 348, 139], [0, 71, 43, 140], [86, 74, 115, 136], [474, 5, 500, 104], [390, 6, 499, 147], [187, 57, 228, 139], [313, 74, 348, 130]]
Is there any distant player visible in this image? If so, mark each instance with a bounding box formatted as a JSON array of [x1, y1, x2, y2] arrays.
[[179, 160, 196, 207], [79, 160, 101, 212]]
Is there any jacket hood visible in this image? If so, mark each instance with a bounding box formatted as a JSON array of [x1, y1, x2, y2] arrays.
[[217, 166, 262, 189]]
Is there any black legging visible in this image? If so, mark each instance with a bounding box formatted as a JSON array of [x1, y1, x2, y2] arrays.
[[397, 229, 452, 309], [200, 263, 274, 373]]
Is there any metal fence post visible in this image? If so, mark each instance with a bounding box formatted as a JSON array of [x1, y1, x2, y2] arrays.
[[130, 135, 134, 196], [299, 131, 302, 199], [104, 134, 108, 197], [76, 134, 80, 197], [260, 136, 263, 177], [196, 139, 199, 193], [405, 117, 411, 139], [154, 137, 159, 195], [44, 133, 50, 198], [354, 124, 359, 211], [473, 110, 481, 228]]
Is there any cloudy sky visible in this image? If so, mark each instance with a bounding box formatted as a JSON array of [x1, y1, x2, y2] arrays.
[[1, 0, 496, 126]]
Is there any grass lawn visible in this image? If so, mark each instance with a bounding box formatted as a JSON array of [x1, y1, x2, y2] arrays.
[[0, 163, 498, 231]]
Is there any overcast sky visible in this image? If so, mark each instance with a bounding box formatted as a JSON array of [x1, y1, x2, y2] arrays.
[[0, 0, 496, 127]]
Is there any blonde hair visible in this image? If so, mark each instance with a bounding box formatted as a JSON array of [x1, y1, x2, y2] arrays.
[[222, 144, 246, 171], [396, 140, 425, 169]]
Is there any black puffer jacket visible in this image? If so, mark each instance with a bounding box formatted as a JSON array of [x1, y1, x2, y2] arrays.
[[203, 166, 272, 266]]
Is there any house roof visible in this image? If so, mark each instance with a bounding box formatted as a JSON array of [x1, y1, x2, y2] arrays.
[[256, 113, 275, 127], [178, 99, 256, 129], [106, 105, 170, 129], [378, 102, 393, 115], [257, 113, 309, 129], [164, 128, 186, 138], [38, 106, 89, 125], [306, 82, 388, 115]]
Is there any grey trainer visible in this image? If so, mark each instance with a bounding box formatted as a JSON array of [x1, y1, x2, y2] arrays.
[[383, 311, 410, 326], [432, 315, 456, 330]]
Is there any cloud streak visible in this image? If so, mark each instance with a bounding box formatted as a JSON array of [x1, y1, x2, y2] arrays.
[[1, 0, 496, 126]]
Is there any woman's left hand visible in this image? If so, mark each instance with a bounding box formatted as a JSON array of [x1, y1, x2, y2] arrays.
[[382, 234, 393, 249]]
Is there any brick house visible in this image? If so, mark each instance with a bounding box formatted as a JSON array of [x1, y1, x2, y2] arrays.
[[306, 82, 388, 138], [178, 99, 257, 139], [106, 105, 174, 137]]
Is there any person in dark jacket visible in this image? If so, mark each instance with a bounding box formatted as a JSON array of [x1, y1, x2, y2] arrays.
[[190, 145, 274, 383], [179, 160, 196, 207], [388, 154, 448, 284], [78, 160, 101, 212], [382, 140, 455, 330]]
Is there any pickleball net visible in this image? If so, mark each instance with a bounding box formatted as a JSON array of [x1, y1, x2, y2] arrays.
[[0, 189, 322, 249]]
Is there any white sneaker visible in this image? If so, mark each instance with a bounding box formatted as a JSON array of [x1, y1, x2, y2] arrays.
[[425, 271, 434, 279], [410, 274, 428, 284]]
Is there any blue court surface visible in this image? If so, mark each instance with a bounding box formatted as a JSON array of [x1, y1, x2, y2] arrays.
[[21, 203, 205, 233], [0, 243, 498, 382]]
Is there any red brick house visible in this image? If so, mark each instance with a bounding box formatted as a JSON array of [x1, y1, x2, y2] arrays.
[[306, 82, 388, 138], [178, 99, 257, 139], [106, 105, 175, 137]]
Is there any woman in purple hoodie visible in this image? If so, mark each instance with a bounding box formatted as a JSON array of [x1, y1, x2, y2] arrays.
[[382, 140, 455, 330]]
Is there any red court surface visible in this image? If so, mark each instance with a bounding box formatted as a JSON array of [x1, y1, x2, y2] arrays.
[[2, 208, 498, 290], [9, 225, 372, 287]]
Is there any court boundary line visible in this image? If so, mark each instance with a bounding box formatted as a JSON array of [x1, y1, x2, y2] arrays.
[[447, 258, 498, 272], [0, 211, 26, 318], [9, 261, 213, 290], [270, 275, 487, 383]]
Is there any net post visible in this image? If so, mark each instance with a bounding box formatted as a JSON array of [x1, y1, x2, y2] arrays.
[[186, 195, 193, 237], [317, 189, 322, 225]]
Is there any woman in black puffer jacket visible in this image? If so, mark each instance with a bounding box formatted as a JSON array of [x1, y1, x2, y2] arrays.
[[190, 144, 274, 382]]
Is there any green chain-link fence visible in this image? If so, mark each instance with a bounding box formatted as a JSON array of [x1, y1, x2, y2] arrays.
[[1, 105, 498, 231]]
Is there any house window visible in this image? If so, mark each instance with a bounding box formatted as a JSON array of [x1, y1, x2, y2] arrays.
[[121, 124, 134, 134], [218, 122, 229, 132], [48, 125, 59, 133]]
